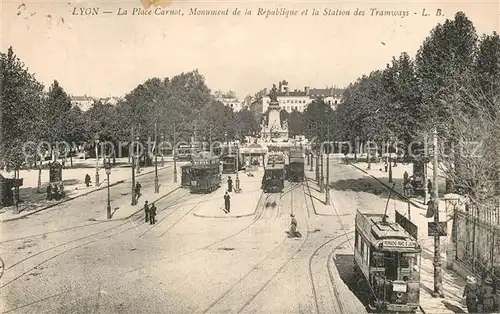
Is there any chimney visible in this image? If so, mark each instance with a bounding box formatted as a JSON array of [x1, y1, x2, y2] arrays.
[[263, 88, 268, 96], [304, 86, 310, 96]]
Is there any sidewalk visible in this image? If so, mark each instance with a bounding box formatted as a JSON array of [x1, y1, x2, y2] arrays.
[[92, 182, 181, 221], [0, 165, 171, 222], [193, 168, 264, 218], [344, 161, 467, 313]]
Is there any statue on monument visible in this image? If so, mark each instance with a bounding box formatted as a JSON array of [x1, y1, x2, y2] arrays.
[[269, 84, 278, 103]]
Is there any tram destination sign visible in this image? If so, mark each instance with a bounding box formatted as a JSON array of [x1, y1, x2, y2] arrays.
[[382, 240, 417, 248]]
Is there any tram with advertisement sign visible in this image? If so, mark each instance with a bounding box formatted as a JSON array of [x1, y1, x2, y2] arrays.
[[354, 210, 422, 313], [189, 155, 221, 193]]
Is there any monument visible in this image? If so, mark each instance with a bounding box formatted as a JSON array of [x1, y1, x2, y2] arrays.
[[261, 84, 289, 142]]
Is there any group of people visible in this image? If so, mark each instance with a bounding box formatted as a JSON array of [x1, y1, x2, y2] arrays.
[[143, 200, 157, 224], [463, 275, 499, 313], [402, 171, 433, 198]]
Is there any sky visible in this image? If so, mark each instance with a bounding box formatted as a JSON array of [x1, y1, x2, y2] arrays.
[[1, 0, 499, 99]]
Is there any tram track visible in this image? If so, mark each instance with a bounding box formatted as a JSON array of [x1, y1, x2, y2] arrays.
[[0, 188, 191, 290], [200, 182, 309, 314], [181, 183, 303, 256]]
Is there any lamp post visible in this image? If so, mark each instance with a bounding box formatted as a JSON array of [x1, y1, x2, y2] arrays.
[[154, 123, 159, 193], [136, 135, 140, 174], [432, 128, 444, 298], [131, 127, 137, 206], [161, 134, 165, 167], [105, 162, 112, 219], [173, 124, 177, 183], [95, 134, 100, 187], [235, 137, 241, 193], [326, 126, 330, 205], [225, 132, 228, 154]]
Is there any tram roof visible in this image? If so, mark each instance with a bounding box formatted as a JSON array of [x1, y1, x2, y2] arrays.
[[356, 210, 415, 241]]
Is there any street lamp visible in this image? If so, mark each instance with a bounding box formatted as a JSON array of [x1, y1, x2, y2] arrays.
[[161, 133, 165, 166], [95, 134, 100, 187], [136, 135, 141, 174], [173, 124, 177, 183], [235, 136, 241, 193], [154, 123, 159, 193], [224, 132, 228, 154], [105, 162, 112, 219]]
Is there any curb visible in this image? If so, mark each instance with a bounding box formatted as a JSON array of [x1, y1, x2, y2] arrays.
[[1, 166, 171, 222], [93, 185, 182, 221], [350, 163, 427, 210], [192, 190, 264, 219]]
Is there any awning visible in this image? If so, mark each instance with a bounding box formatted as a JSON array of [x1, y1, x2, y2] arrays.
[[240, 147, 268, 155]]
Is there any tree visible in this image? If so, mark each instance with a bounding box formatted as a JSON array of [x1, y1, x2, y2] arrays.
[[303, 99, 334, 148], [415, 11, 478, 136], [0, 47, 45, 168], [234, 109, 259, 137], [288, 109, 304, 137]]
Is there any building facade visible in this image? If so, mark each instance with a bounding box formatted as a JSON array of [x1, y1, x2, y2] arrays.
[[251, 80, 344, 116], [216, 96, 244, 112], [71, 95, 120, 111]]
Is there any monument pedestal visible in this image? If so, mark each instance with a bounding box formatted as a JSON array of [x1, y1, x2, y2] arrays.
[[261, 101, 288, 142]]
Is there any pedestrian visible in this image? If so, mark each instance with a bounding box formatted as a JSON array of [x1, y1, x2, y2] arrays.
[[384, 162, 388, 172], [290, 213, 298, 237], [426, 199, 436, 218], [480, 276, 496, 313], [403, 171, 409, 186], [224, 192, 230, 213], [46, 184, 52, 201], [144, 200, 150, 223], [427, 179, 433, 197], [149, 202, 157, 225], [463, 276, 479, 313], [135, 182, 142, 201], [227, 176, 233, 192], [85, 174, 91, 187]]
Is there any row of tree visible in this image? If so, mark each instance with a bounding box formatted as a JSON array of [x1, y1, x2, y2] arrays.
[[0, 51, 260, 168], [330, 12, 500, 202]]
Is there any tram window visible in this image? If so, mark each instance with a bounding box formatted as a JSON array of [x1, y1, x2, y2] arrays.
[[354, 231, 359, 248], [360, 240, 365, 258]]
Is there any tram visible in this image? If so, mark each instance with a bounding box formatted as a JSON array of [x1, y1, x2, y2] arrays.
[[288, 150, 304, 182], [354, 210, 421, 313], [262, 163, 285, 193], [189, 155, 221, 193], [221, 153, 242, 174]]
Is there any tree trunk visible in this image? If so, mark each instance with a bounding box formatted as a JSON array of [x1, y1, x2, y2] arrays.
[[70, 147, 73, 167], [37, 162, 42, 193]]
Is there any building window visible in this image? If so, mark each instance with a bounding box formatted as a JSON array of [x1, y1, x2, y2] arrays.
[[335, 100, 338, 104]]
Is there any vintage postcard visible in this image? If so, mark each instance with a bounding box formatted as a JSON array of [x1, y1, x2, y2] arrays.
[[1, 0, 499, 313]]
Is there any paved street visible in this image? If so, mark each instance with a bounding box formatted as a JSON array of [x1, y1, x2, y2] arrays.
[[1, 160, 466, 313]]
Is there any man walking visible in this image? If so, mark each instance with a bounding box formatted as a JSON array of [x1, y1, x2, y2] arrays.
[[224, 192, 231, 213], [135, 182, 142, 202], [149, 202, 157, 225], [85, 174, 91, 187], [144, 200, 150, 223], [227, 176, 233, 192]]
